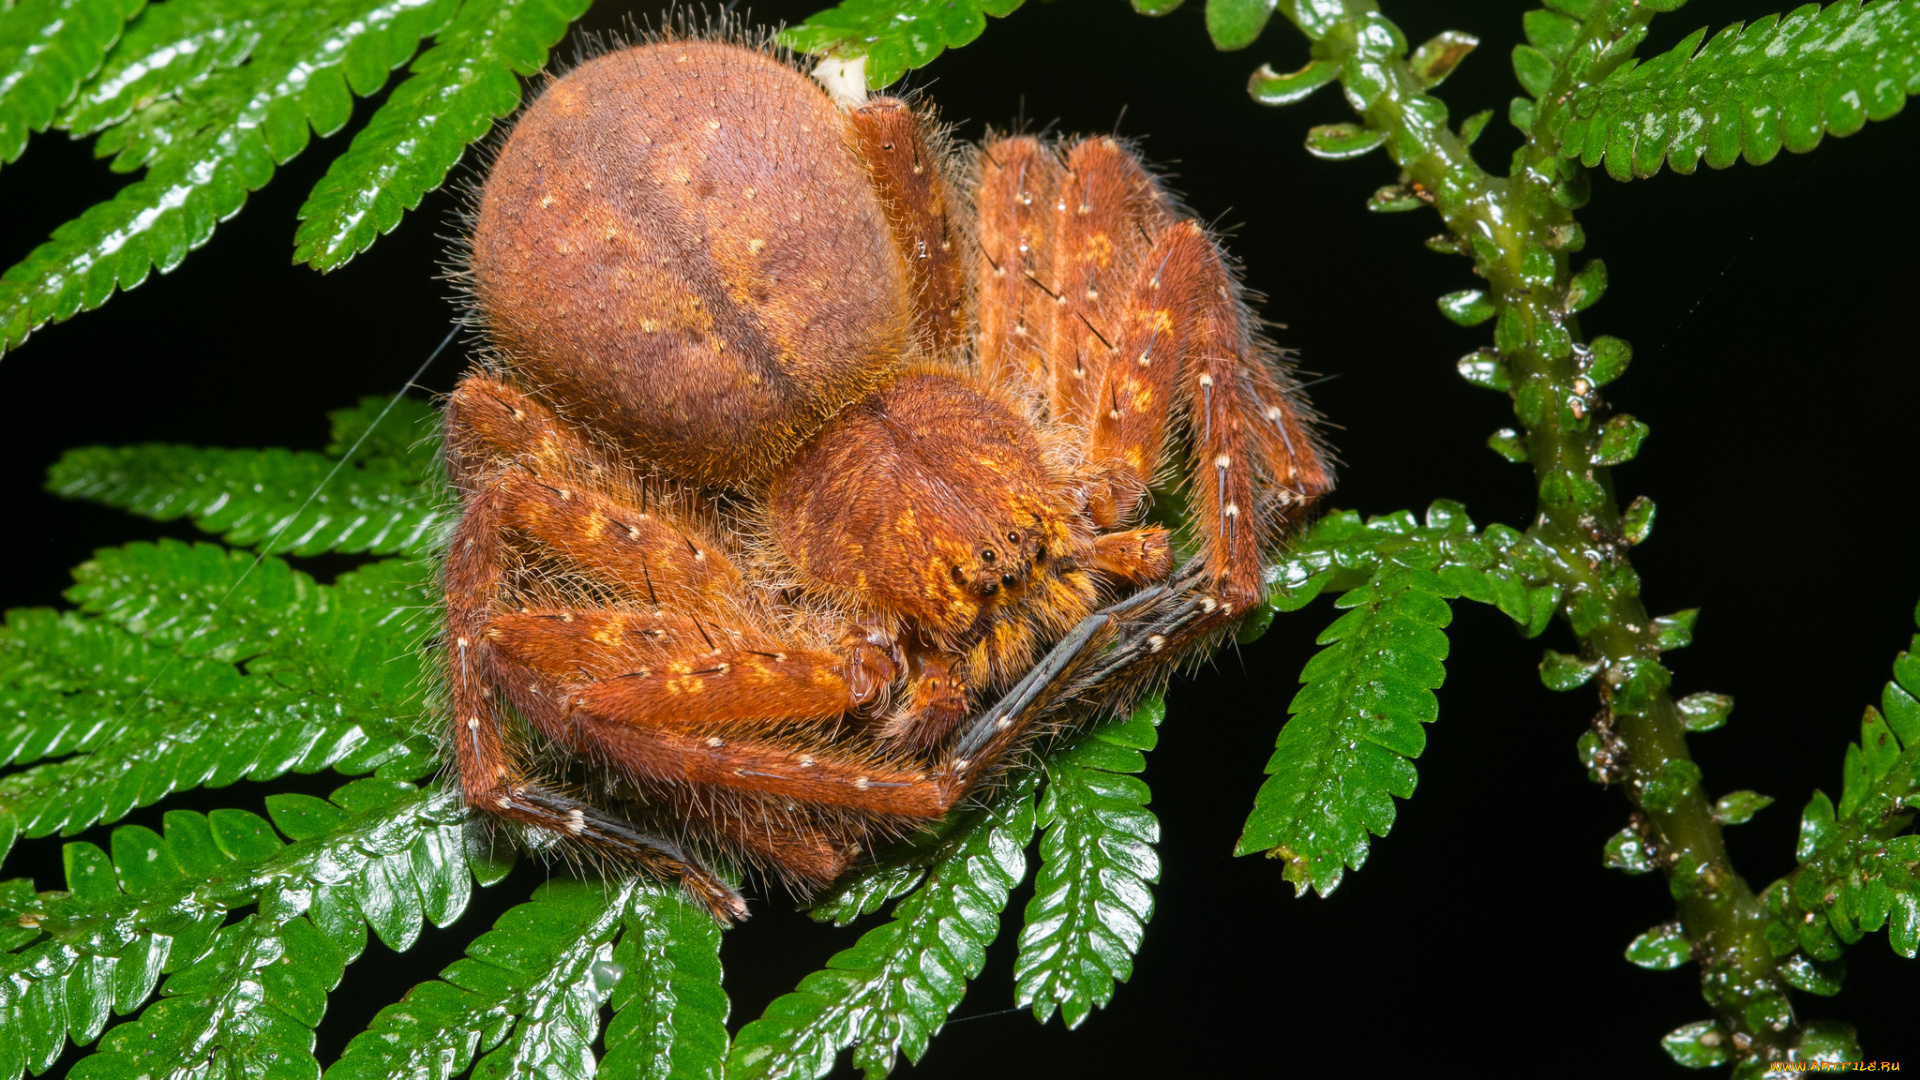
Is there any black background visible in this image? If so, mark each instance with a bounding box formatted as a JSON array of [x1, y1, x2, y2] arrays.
[[2, 0, 1917, 1074]]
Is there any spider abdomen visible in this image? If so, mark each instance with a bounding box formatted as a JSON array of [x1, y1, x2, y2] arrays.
[[470, 41, 912, 487]]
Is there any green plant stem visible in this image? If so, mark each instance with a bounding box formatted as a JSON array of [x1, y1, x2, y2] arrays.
[[1278, 0, 1797, 1062]]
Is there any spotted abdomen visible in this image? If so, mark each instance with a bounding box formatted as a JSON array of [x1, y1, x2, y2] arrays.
[[469, 41, 912, 488]]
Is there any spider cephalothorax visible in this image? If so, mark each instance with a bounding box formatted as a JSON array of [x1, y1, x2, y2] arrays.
[[442, 33, 1331, 919]]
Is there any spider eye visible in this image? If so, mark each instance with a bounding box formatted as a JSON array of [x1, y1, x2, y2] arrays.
[[1000, 573, 1017, 588], [981, 548, 996, 564], [1034, 544, 1046, 562], [950, 565, 965, 585], [1007, 531, 1020, 544]]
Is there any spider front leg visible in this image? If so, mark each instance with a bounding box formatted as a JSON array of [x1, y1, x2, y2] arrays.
[[1085, 218, 1330, 621]]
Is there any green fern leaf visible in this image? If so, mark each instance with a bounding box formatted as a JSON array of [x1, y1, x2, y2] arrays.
[[69, 788, 469, 1080], [469, 880, 627, 1080], [803, 806, 998, 928], [0, 0, 145, 168], [730, 774, 1038, 1080], [0, 881, 46, 955], [1554, 0, 1920, 180], [48, 397, 448, 556], [321, 394, 438, 463], [1240, 488, 1566, 917], [803, 863, 929, 928], [601, 885, 729, 1080], [1236, 558, 1454, 896], [0, 0, 462, 356], [1250, 502, 1558, 643], [0, 542, 436, 857], [780, 0, 1026, 90], [1014, 697, 1161, 1029], [294, 0, 587, 270], [0, 784, 470, 1080], [1767, 606, 1920, 962], [331, 878, 638, 1080], [73, 912, 347, 1080], [57, 0, 274, 137], [1204, 0, 1276, 51]]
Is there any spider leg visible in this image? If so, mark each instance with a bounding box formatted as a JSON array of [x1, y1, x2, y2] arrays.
[[975, 135, 1064, 390], [1084, 213, 1330, 623], [552, 710, 942, 817], [506, 579, 1202, 892], [1239, 354, 1333, 536], [487, 618, 890, 887], [490, 470, 747, 612], [497, 632, 950, 891], [1045, 137, 1174, 427], [446, 373, 627, 492], [939, 579, 1175, 791], [1081, 220, 1209, 529], [1178, 299, 1331, 613], [488, 609, 862, 731], [449, 375, 747, 611], [487, 604, 945, 883], [850, 97, 966, 355], [1062, 562, 1219, 693], [491, 785, 747, 919], [445, 375, 771, 917], [484, 472, 900, 707], [443, 484, 748, 917]]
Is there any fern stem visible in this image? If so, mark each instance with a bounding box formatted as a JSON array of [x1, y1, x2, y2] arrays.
[[1277, 0, 1801, 1064]]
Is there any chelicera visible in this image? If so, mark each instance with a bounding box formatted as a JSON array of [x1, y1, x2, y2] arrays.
[[442, 33, 1331, 919]]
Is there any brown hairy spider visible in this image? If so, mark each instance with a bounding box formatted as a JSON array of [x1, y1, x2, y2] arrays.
[[442, 32, 1331, 920]]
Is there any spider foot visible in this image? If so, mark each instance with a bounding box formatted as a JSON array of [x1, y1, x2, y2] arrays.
[[479, 784, 749, 922]]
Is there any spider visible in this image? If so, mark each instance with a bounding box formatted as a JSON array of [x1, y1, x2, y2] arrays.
[[442, 33, 1331, 920]]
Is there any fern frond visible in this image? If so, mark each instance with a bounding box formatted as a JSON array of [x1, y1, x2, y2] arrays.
[[0, 881, 46, 955], [58, 0, 267, 138], [601, 885, 729, 1080], [467, 880, 626, 1080], [1552, 0, 1920, 180], [1259, 499, 1559, 634], [1203, 0, 1276, 51], [294, 0, 586, 270], [1252, 503, 1559, 644], [1014, 698, 1161, 1029], [0, 0, 461, 356], [730, 774, 1039, 1080], [803, 863, 928, 927], [331, 877, 642, 1080], [321, 394, 439, 464], [0, 784, 470, 1080], [803, 808, 991, 928], [0, 0, 144, 168], [1236, 563, 1451, 896], [1233, 502, 1563, 897], [0, 543, 436, 856], [49, 397, 448, 556], [1764, 606, 1920, 965], [780, 0, 1026, 90]]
